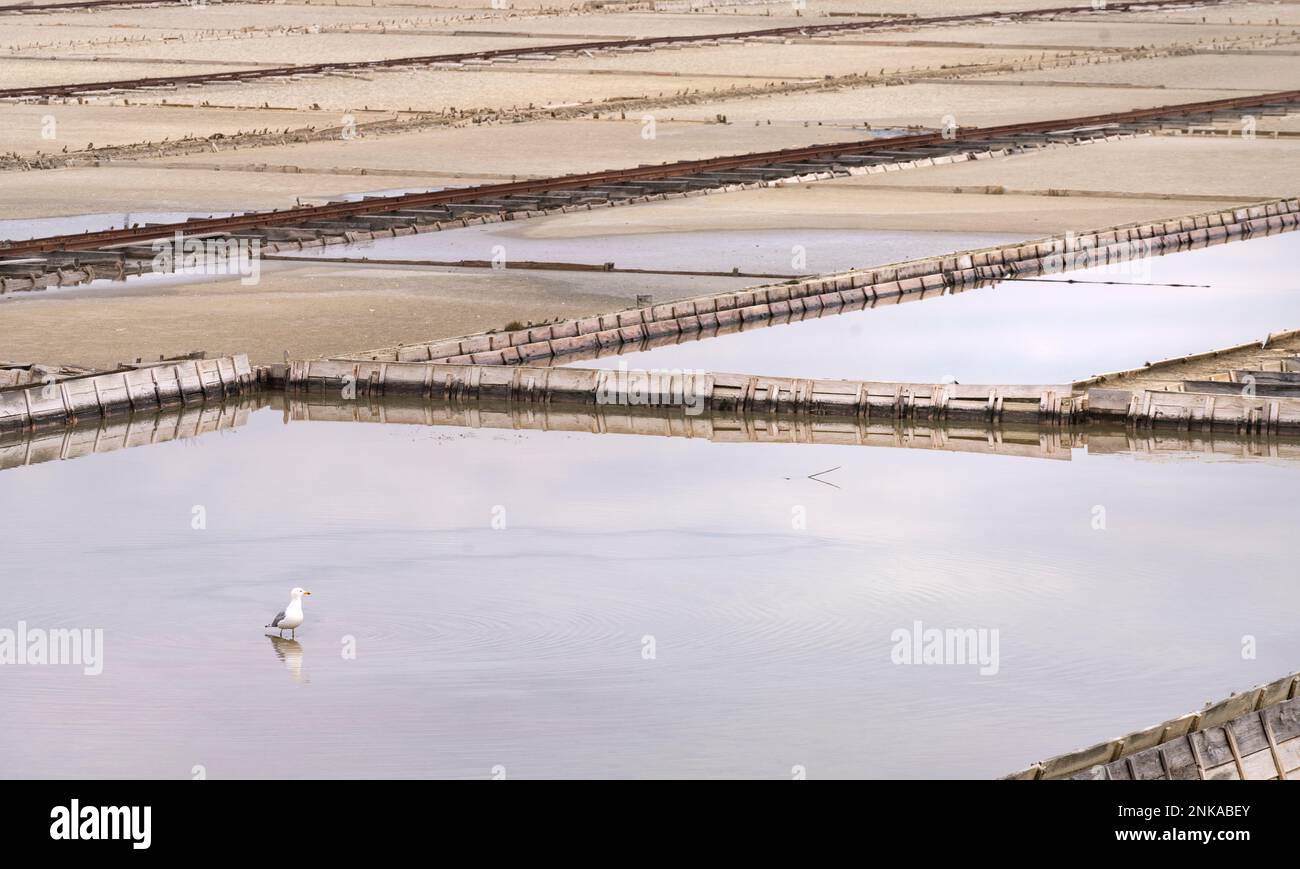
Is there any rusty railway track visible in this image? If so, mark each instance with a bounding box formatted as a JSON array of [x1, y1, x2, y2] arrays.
[[0, 0, 1227, 100], [3, 87, 1297, 265]]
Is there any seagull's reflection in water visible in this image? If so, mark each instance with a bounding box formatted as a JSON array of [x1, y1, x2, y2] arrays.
[[267, 635, 307, 684]]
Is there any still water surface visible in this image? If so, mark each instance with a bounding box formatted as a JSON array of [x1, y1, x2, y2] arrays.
[[578, 232, 1300, 384], [288, 223, 1024, 279], [1, 409, 1296, 778]]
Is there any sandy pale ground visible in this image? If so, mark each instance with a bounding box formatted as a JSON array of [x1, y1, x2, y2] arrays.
[[6, 5, 530, 31], [6, 0, 1085, 15], [5, 83, 1260, 217], [428, 9, 871, 36], [1158, 1, 1300, 25], [5, 7, 856, 44], [0, 167, 492, 222], [323, 0, 1064, 11], [528, 42, 1038, 78], [508, 186, 1249, 239], [16, 3, 1279, 113], [108, 66, 770, 114], [0, 57, 266, 87], [4, 1, 1299, 371], [6, 127, 1288, 224], [3, 12, 1283, 156], [151, 117, 878, 178], [0, 262, 753, 368], [52, 32, 573, 64], [852, 18, 1295, 48], [0, 103, 394, 157], [1254, 114, 1300, 133], [998, 53, 1300, 92], [657, 82, 1241, 127], [146, 103, 1300, 182], [2, 23, 213, 51], [653, 0, 1182, 15], [846, 136, 1300, 199]]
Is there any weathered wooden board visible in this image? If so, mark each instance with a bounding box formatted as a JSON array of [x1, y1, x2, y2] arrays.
[[0, 355, 253, 433], [1010, 672, 1300, 781], [287, 359, 1078, 425], [1183, 380, 1300, 398], [1086, 387, 1300, 433]]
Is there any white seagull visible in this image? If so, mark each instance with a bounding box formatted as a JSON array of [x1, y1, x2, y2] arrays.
[[266, 587, 312, 639]]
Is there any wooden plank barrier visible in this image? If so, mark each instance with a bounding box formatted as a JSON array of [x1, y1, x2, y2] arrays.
[[0, 355, 255, 432], [1087, 387, 1300, 433], [285, 358, 1078, 425], [1008, 672, 1300, 780]]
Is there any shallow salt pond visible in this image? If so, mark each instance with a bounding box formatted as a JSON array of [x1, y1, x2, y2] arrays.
[[2, 221, 1297, 779], [1, 407, 1296, 779], [285, 224, 1026, 280]]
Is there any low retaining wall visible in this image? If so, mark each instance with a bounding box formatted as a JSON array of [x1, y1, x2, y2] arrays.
[[1087, 387, 1300, 434], [340, 197, 1300, 366], [285, 358, 1300, 432], [284, 358, 1078, 424], [0, 259, 151, 295], [1008, 671, 1300, 780], [1076, 328, 1300, 389], [0, 355, 255, 432], [401, 275, 950, 369]]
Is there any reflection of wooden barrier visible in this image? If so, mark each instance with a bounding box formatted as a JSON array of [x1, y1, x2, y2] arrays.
[[1009, 671, 1300, 780], [286, 398, 1300, 463], [338, 198, 1300, 366], [0, 398, 260, 471], [7, 395, 1300, 473], [287, 396, 1078, 461], [0, 355, 255, 433], [1086, 428, 1300, 463]]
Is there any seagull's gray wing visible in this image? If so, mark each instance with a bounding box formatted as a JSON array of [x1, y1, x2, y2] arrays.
[[268, 610, 286, 628]]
